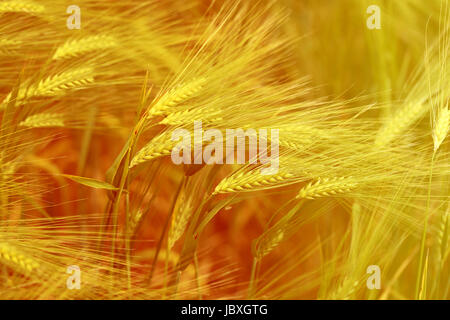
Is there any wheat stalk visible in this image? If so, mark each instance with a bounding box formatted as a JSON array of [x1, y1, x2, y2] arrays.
[[296, 177, 357, 199], [0, 242, 40, 274], [53, 35, 118, 60], [147, 78, 207, 118], [1, 67, 94, 107], [432, 107, 449, 152], [0, 0, 44, 13], [19, 113, 64, 128]]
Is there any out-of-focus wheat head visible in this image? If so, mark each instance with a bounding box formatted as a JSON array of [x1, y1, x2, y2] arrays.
[[0, 0, 448, 299]]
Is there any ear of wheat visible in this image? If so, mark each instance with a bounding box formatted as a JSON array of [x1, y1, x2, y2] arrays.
[[52, 35, 118, 60], [279, 124, 331, 149], [254, 228, 284, 259], [0, 242, 40, 275], [0, 157, 17, 177], [213, 169, 295, 195], [147, 77, 207, 118], [0, 1, 44, 14], [438, 208, 448, 264], [375, 103, 426, 147], [0, 38, 22, 55], [330, 278, 360, 300], [129, 130, 186, 168], [1, 67, 94, 108], [32, 67, 94, 96], [296, 177, 357, 200], [168, 193, 193, 250], [127, 209, 143, 237], [160, 107, 222, 126], [432, 107, 449, 152], [19, 113, 64, 128]]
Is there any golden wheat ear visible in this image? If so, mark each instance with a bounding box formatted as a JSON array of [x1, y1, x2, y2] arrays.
[[0, 242, 40, 275], [19, 113, 64, 128], [0, 1, 44, 14], [296, 177, 357, 200], [147, 78, 207, 118], [1, 67, 95, 108], [433, 107, 449, 152], [212, 169, 296, 195], [52, 35, 118, 60]]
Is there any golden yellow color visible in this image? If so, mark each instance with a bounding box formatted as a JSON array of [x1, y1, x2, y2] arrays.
[[0, 0, 448, 300]]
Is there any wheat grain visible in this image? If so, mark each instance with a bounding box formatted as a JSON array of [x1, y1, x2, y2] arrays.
[[0, 242, 40, 274], [432, 107, 449, 152], [147, 78, 207, 118], [296, 177, 357, 199], [19, 113, 64, 128], [0, 1, 44, 14], [53, 35, 118, 60]]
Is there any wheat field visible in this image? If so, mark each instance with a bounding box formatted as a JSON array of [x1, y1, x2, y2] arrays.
[[0, 0, 448, 300]]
